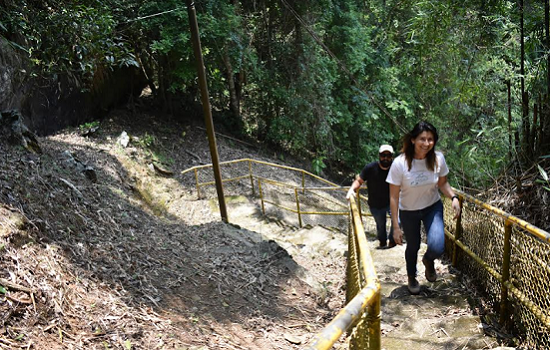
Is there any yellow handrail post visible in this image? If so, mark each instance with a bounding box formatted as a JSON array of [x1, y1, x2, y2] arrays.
[[248, 160, 255, 196], [302, 171, 306, 194], [368, 291, 381, 350], [357, 189, 363, 218], [295, 188, 303, 228], [259, 179, 265, 215], [194, 168, 201, 199], [346, 213, 357, 303], [452, 196, 464, 267], [499, 220, 513, 327]]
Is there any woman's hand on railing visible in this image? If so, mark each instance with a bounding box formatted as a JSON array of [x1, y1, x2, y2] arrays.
[[451, 197, 461, 219], [393, 226, 404, 245]]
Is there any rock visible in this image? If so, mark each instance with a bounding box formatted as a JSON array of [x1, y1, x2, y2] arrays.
[[62, 150, 82, 170], [0, 110, 41, 153], [0, 37, 22, 108], [84, 166, 98, 182], [284, 333, 302, 344], [118, 131, 130, 147], [61, 150, 97, 182]]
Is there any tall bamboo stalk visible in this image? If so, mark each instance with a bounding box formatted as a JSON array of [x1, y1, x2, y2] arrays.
[[520, 0, 531, 159]]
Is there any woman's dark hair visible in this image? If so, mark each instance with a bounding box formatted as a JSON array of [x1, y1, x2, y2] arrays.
[[401, 121, 439, 171]]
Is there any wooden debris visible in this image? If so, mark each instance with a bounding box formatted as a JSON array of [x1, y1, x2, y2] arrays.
[[0, 278, 34, 294], [59, 177, 83, 198], [152, 162, 174, 176]]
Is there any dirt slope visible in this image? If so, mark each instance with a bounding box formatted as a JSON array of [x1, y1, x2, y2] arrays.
[[0, 110, 346, 349]]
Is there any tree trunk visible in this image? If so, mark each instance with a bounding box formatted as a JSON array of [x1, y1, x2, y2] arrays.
[[545, 0, 550, 153], [547, 0, 550, 96], [532, 102, 538, 155], [537, 94, 543, 153], [223, 47, 241, 119], [520, 0, 531, 159], [507, 80, 513, 159]]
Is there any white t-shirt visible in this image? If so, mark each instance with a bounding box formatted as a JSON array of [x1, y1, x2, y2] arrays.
[[386, 151, 449, 211]]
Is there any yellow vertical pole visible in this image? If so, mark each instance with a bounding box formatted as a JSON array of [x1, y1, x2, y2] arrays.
[[249, 160, 255, 196], [356, 188, 362, 218], [499, 220, 513, 327], [186, 0, 228, 223], [452, 196, 464, 267], [301, 172, 305, 194], [368, 291, 382, 350], [346, 212, 359, 303], [194, 168, 201, 199], [295, 188, 303, 228], [346, 214, 354, 304], [259, 179, 265, 215]]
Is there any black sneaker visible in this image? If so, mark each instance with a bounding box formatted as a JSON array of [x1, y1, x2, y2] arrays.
[[422, 257, 437, 282], [375, 240, 387, 250], [407, 276, 420, 295]]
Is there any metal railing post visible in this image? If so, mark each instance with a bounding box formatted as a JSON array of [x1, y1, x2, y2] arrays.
[[194, 168, 201, 199], [248, 160, 255, 196], [356, 188, 362, 218], [368, 291, 381, 350], [302, 171, 306, 194], [346, 214, 356, 303], [452, 196, 464, 267], [295, 188, 303, 228], [259, 179, 265, 215], [499, 220, 513, 327]]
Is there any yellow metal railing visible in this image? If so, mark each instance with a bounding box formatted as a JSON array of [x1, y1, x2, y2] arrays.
[[304, 198, 381, 350], [182, 158, 382, 349], [445, 190, 550, 349]]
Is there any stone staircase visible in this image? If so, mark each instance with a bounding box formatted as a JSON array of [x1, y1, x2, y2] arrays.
[[221, 195, 510, 349], [369, 240, 505, 349]]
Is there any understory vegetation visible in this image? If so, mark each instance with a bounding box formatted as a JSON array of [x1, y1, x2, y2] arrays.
[[1, 0, 550, 201]]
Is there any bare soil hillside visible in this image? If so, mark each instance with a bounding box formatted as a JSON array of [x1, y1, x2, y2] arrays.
[[0, 110, 346, 349]]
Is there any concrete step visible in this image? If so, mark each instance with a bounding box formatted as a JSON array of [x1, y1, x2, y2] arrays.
[[215, 196, 500, 349], [366, 236, 501, 350]]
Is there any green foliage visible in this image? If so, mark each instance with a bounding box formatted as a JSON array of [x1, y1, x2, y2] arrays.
[[2, 0, 547, 189], [536, 164, 550, 192], [1, 2, 136, 88], [152, 151, 174, 166], [136, 133, 156, 149], [138, 1, 195, 92], [79, 121, 100, 132], [312, 154, 327, 175]]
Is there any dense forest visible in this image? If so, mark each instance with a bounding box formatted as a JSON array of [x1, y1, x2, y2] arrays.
[[1, 0, 550, 193]]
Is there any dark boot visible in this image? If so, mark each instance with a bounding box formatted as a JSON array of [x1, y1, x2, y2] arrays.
[[422, 257, 437, 282], [407, 276, 420, 295]]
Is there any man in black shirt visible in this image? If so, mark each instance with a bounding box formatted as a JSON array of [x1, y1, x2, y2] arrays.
[[346, 145, 395, 248]]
